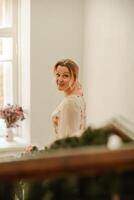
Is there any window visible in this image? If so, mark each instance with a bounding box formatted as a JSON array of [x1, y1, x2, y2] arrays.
[[0, 0, 30, 143], [0, 0, 18, 105], [0, 0, 18, 135]]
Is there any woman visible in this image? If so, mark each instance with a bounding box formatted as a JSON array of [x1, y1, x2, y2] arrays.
[[51, 58, 86, 140]]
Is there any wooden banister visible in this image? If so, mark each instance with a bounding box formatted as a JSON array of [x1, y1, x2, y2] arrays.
[[0, 143, 134, 181]]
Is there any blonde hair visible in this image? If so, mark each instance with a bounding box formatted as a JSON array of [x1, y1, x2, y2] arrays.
[[54, 58, 79, 81]]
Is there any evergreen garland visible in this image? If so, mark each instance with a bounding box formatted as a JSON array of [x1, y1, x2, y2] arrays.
[[14, 126, 133, 200], [0, 126, 127, 199]]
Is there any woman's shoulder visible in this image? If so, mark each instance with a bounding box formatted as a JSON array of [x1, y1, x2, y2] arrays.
[[63, 95, 85, 107]]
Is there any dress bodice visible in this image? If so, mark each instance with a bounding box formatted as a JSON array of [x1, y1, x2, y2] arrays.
[[51, 95, 86, 140]]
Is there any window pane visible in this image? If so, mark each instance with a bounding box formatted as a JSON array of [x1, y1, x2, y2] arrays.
[[0, 37, 12, 61], [0, 62, 13, 106], [0, 61, 14, 136], [0, 63, 4, 105], [0, 119, 6, 136], [0, 0, 12, 27]]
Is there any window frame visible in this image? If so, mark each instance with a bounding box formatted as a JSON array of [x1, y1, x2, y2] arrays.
[[0, 0, 30, 144], [17, 0, 30, 143], [0, 0, 18, 136], [0, 0, 18, 105]]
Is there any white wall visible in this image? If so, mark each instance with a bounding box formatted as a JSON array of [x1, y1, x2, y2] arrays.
[[30, 0, 134, 147], [83, 0, 134, 126], [30, 0, 84, 147]]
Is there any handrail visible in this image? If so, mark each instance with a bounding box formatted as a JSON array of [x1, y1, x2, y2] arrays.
[[0, 143, 134, 181]]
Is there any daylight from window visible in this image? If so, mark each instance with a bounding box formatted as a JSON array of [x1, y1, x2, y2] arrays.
[[0, 0, 15, 135]]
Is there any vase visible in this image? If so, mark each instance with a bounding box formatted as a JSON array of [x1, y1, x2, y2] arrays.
[[5, 127, 14, 142]]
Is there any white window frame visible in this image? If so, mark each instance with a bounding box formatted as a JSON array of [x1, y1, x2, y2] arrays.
[[0, 0, 18, 136], [0, 0, 18, 105], [0, 0, 30, 145], [18, 0, 30, 143]]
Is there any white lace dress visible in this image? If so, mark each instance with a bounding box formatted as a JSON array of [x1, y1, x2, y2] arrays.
[[51, 95, 86, 140]]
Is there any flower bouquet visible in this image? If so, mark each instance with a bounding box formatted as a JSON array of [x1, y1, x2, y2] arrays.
[[0, 104, 25, 141]]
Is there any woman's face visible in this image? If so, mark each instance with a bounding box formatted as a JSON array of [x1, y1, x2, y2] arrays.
[[55, 65, 74, 93]]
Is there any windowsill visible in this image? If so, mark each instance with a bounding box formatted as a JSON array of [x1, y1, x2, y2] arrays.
[[0, 136, 28, 157]]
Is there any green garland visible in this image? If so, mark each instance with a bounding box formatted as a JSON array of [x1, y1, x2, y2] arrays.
[[14, 126, 133, 200], [0, 127, 133, 199]]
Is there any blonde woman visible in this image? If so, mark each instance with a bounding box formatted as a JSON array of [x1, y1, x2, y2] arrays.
[[51, 59, 86, 140]]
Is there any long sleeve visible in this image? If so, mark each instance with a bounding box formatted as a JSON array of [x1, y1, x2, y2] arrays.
[[58, 99, 81, 139]]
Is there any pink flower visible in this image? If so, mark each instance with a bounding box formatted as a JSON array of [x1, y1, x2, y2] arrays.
[[0, 104, 25, 128]]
